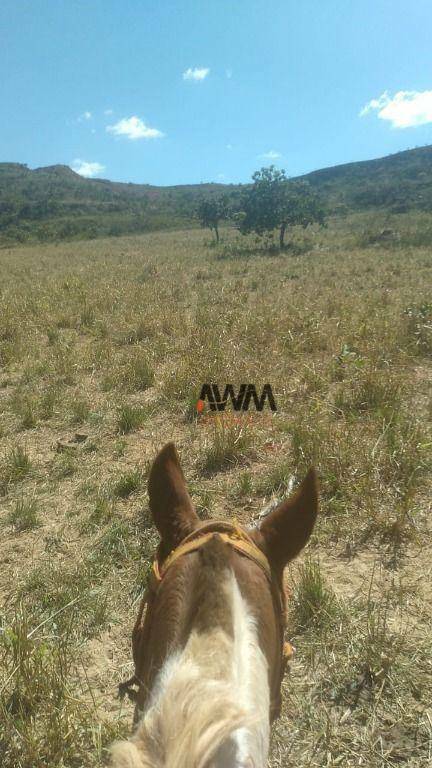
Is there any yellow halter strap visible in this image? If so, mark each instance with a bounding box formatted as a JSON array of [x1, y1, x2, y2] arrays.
[[152, 522, 272, 583]]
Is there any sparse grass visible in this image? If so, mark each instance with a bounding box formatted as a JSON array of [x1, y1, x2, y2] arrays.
[[1, 445, 31, 493], [256, 458, 294, 496], [116, 403, 148, 434], [80, 304, 96, 327], [334, 369, 401, 416], [192, 486, 213, 519], [46, 325, 60, 344], [201, 416, 256, 473], [291, 558, 339, 632], [122, 351, 155, 391], [70, 396, 90, 424], [81, 496, 115, 532], [1, 220, 431, 767], [49, 340, 76, 385], [0, 605, 124, 768], [39, 385, 59, 420], [82, 438, 98, 453], [275, 564, 432, 764], [111, 468, 144, 498], [18, 559, 111, 638], [90, 519, 138, 566], [403, 301, 432, 356], [9, 390, 38, 429], [7, 496, 39, 531], [234, 470, 254, 497], [53, 453, 77, 479], [113, 438, 127, 457], [359, 592, 407, 688]]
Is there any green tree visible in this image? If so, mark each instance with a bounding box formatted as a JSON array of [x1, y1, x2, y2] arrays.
[[196, 196, 228, 243], [239, 166, 326, 249]]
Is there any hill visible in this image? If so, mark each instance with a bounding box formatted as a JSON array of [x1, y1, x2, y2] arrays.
[[1, 145, 432, 245], [0, 162, 228, 244], [300, 144, 432, 213]]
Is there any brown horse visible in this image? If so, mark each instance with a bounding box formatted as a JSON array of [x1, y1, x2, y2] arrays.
[[110, 442, 318, 768]]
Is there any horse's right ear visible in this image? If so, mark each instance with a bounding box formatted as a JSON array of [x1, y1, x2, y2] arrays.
[[251, 468, 318, 575], [148, 443, 200, 554]]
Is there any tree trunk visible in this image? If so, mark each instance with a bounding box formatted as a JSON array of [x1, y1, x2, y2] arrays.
[[214, 225, 219, 243], [279, 223, 286, 250]]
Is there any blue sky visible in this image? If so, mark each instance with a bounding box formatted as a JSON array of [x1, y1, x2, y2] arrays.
[[2, 0, 432, 185]]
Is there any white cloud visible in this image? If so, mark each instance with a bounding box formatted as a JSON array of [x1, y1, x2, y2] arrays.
[[106, 116, 164, 140], [183, 67, 209, 82], [259, 150, 282, 160], [71, 159, 105, 178], [77, 111, 92, 122], [360, 90, 432, 128], [359, 92, 389, 116], [104, 109, 114, 116]]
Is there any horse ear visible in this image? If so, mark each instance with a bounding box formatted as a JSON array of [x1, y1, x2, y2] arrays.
[[251, 468, 318, 574], [148, 442, 200, 553]]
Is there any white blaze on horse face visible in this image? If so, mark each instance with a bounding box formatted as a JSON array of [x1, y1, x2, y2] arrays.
[[222, 570, 270, 768]]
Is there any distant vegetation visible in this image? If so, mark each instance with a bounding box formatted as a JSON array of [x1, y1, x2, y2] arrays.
[[1, 144, 432, 246], [0, 163, 228, 246], [196, 195, 229, 243]]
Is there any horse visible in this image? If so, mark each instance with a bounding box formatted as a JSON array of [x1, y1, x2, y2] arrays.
[[110, 442, 318, 768]]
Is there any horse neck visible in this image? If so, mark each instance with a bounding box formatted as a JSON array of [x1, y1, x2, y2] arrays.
[[133, 568, 271, 768]]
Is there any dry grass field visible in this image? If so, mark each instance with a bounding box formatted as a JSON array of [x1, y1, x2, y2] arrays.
[[0, 214, 431, 767]]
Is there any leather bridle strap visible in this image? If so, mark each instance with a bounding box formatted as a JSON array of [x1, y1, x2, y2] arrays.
[[153, 523, 272, 583]]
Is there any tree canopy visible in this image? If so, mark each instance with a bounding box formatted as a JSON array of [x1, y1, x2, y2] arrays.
[[238, 166, 326, 248], [196, 196, 228, 242]]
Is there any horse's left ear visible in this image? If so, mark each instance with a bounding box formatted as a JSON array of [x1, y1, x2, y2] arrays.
[[148, 442, 200, 553], [251, 468, 318, 574]]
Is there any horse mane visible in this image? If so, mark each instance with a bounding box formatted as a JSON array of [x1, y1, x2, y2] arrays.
[[110, 654, 257, 768]]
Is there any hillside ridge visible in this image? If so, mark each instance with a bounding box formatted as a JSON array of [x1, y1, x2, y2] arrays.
[[1, 144, 432, 244]]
